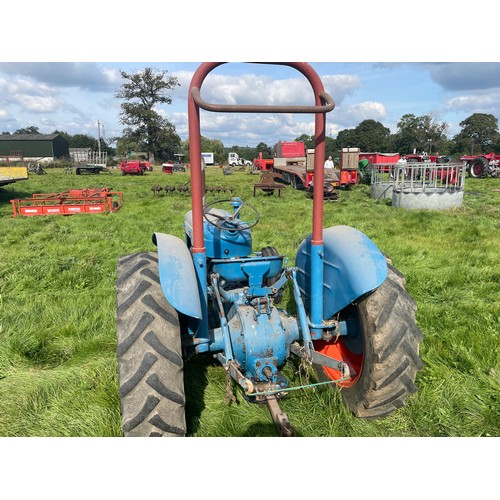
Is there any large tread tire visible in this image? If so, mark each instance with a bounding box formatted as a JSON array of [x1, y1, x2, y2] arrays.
[[342, 264, 423, 418], [469, 157, 488, 178], [116, 252, 186, 437], [315, 264, 423, 419]]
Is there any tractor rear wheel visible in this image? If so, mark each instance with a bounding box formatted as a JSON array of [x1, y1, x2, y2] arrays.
[[116, 252, 186, 436], [314, 264, 424, 418], [469, 157, 488, 178]]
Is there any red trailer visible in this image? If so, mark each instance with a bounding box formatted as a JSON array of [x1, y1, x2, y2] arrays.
[[359, 152, 400, 165], [120, 161, 149, 175]]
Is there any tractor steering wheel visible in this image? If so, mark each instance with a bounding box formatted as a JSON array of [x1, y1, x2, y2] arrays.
[[203, 199, 260, 232]]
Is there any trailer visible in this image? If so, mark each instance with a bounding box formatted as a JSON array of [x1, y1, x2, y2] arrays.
[[0, 165, 29, 187], [75, 164, 108, 175], [272, 144, 359, 190], [10, 188, 123, 217], [271, 141, 311, 188], [201, 152, 215, 165], [359, 152, 400, 164], [120, 161, 149, 175]]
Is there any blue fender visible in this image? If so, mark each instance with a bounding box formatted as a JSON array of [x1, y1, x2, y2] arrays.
[[152, 232, 202, 319], [295, 226, 388, 319]]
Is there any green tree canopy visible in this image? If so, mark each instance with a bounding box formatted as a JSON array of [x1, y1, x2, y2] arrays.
[[394, 113, 448, 154], [15, 126, 40, 134], [256, 142, 273, 159], [115, 67, 181, 163], [335, 120, 392, 152], [452, 113, 499, 154]]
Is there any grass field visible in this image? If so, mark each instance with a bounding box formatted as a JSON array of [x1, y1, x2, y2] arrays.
[[0, 166, 499, 437]]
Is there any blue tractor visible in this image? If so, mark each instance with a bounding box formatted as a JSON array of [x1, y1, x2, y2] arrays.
[[115, 62, 423, 436]]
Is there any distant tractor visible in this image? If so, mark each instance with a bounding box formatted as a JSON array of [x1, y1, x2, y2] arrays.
[[115, 62, 424, 437], [460, 153, 500, 178]]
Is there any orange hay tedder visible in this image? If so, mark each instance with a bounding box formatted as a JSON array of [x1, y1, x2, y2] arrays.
[[11, 188, 123, 217]]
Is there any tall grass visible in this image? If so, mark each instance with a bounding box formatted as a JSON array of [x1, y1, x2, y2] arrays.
[[0, 167, 499, 436]]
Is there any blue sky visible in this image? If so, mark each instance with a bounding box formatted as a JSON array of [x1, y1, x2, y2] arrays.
[[1, 61, 499, 149], [3, 3, 499, 150]]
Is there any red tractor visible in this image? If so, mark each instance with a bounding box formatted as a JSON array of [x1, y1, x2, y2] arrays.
[[404, 153, 450, 164], [460, 153, 500, 178]]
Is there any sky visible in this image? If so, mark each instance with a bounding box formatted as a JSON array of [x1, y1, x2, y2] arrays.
[[1, 61, 499, 151]]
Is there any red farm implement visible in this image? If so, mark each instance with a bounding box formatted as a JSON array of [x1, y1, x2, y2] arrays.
[[11, 188, 123, 217]]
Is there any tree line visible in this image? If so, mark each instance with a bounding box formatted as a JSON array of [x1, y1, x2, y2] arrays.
[[3, 67, 500, 165]]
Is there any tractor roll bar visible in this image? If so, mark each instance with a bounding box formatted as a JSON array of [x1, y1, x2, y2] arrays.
[[188, 62, 335, 338], [188, 61, 335, 253], [191, 87, 335, 114]]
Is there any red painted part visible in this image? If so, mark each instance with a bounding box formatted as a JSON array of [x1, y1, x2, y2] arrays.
[[460, 153, 499, 161], [188, 63, 222, 253], [313, 338, 363, 388], [405, 154, 441, 162], [359, 152, 400, 164], [275, 141, 306, 158], [340, 170, 358, 185], [120, 161, 147, 175], [188, 62, 332, 250], [253, 153, 275, 170], [253, 157, 274, 170], [305, 171, 314, 186], [162, 162, 174, 174], [10, 188, 123, 217]]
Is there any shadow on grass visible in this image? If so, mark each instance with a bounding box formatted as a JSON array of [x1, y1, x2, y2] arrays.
[[183, 355, 212, 436]]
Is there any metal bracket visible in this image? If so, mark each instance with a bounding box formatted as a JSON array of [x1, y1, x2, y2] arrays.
[[265, 395, 295, 437], [290, 342, 352, 378]]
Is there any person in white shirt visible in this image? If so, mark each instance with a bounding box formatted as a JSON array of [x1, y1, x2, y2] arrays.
[[324, 155, 334, 169]]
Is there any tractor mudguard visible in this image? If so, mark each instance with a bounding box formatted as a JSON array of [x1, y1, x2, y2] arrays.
[[295, 225, 388, 319], [152, 232, 202, 319]]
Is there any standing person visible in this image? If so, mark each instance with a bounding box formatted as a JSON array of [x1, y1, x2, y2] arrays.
[[324, 155, 334, 169]]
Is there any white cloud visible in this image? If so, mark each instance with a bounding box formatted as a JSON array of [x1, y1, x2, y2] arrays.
[[445, 92, 499, 113], [0, 77, 57, 96], [12, 94, 61, 113], [166, 70, 364, 144], [171, 72, 362, 108], [100, 67, 122, 85]]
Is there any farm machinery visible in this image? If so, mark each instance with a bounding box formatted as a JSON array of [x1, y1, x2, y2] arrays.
[[460, 153, 500, 178], [11, 188, 123, 217], [115, 62, 424, 437]]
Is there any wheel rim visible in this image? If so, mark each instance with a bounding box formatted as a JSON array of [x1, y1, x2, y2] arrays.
[[313, 305, 363, 388]]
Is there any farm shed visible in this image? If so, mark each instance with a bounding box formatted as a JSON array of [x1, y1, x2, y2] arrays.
[[0, 134, 69, 163]]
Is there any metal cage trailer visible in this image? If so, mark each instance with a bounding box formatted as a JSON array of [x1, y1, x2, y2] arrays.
[[115, 62, 424, 437], [11, 188, 123, 217]]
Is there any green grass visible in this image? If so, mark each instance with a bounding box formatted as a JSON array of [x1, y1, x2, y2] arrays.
[[0, 167, 499, 436]]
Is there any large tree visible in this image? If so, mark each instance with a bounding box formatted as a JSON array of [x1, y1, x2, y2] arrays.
[[334, 120, 392, 152], [295, 133, 336, 159], [115, 67, 181, 163], [452, 113, 499, 154], [393, 113, 448, 154]]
